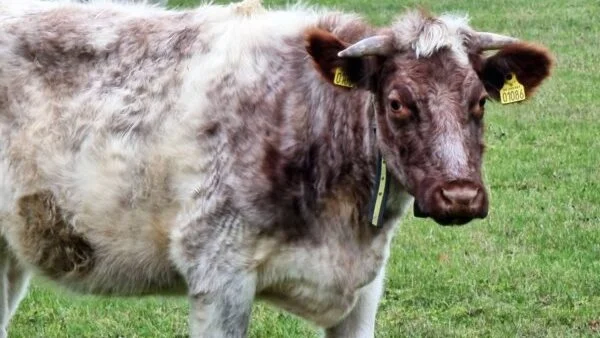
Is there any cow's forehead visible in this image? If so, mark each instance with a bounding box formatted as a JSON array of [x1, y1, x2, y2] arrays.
[[381, 53, 484, 119], [390, 11, 473, 65], [385, 50, 479, 91]]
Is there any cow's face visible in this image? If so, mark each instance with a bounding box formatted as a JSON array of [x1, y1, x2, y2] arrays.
[[306, 12, 552, 225], [375, 51, 489, 225], [375, 43, 552, 225]]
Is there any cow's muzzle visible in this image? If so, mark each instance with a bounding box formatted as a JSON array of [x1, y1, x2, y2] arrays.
[[413, 179, 488, 225]]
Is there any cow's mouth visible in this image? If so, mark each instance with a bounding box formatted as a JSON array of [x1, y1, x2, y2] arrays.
[[413, 202, 478, 226]]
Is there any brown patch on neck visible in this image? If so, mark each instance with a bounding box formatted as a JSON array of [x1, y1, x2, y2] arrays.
[[17, 191, 95, 279]]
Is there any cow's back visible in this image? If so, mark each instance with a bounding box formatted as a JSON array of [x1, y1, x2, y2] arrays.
[[0, 1, 324, 191]]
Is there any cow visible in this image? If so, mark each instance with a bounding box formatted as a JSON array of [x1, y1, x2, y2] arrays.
[[0, 0, 552, 337]]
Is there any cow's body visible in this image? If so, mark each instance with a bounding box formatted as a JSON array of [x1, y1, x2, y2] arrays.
[[0, 1, 552, 337], [0, 1, 408, 334]]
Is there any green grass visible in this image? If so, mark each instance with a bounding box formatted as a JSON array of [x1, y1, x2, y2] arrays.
[[9, 0, 600, 337]]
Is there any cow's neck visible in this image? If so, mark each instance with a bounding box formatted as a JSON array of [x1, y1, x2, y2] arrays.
[[296, 78, 395, 227]]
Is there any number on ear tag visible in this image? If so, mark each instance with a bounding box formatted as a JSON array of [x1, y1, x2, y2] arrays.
[[500, 73, 526, 104], [333, 67, 354, 88]]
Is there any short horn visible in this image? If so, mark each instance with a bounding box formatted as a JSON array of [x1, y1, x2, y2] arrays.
[[337, 35, 394, 58], [475, 32, 519, 50]]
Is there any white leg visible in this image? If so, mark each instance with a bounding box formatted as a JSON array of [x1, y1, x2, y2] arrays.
[[325, 266, 386, 338], [172, 210, 259, 338], [0, 249, 9, 338], [0, 241, 30, 338], [7, 257, 30, 316], [188, 271, 256, 338]]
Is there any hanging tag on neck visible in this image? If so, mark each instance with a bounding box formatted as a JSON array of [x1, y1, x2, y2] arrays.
[[368, 156, 390, 227]]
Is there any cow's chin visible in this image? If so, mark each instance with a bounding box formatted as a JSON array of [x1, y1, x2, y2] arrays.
[[413, 202, 475, 226]]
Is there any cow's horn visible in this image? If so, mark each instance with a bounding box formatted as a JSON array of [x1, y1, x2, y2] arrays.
[[475, 32, 519, 50], [337, 35, 394, 58]]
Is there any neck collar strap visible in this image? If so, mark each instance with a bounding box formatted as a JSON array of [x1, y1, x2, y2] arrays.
[[368, 154, 390, 227]]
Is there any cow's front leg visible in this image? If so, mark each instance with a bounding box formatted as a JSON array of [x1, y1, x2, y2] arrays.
[[0, 250, 8, 338], [188, 271, 256, 337], [1, 241, 30, 338], [172, 210, 261, 338], [325, 265, 386, 338]]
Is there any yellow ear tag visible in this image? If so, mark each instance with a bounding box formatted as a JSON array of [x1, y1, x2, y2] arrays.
[[333, 67, 354, 88], [500, 73, 526, 104]]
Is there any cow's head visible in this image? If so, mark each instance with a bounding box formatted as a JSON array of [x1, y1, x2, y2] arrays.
[[306, 11, 552, 225]]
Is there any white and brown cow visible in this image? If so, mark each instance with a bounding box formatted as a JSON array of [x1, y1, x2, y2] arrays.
[[0, 0, 551, 337]]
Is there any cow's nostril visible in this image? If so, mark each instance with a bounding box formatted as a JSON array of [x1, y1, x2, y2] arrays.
[[441, 186, 479, 205]]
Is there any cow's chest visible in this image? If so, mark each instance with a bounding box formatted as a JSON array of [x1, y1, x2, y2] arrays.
[[255, 232, 393, 328], [254, 189, 412, 327]]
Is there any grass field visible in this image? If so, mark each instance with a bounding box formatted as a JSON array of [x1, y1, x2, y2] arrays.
[[8, 0, 600, 337]]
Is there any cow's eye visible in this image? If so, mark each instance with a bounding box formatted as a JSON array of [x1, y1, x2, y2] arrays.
[[389, 99, 411, 121], [390, 100, 402, 111], [479, 97, 487, 108], [388, 90, 412, 121], [472, 96, 487, 119]]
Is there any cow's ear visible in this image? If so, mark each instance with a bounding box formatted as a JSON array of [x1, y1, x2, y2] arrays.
[[479, 42, 553, 101], [305, 28, 378, 90]]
